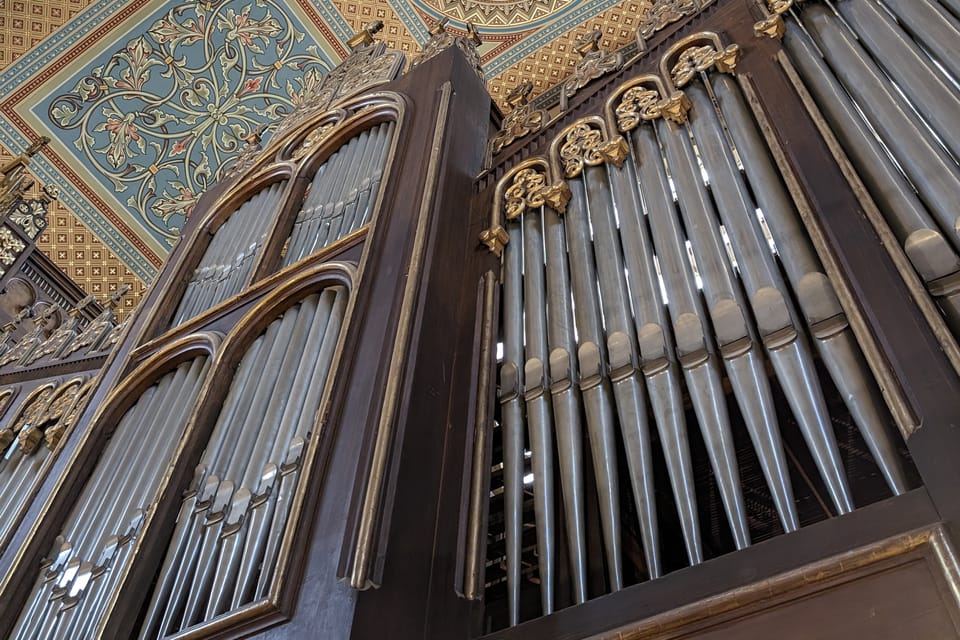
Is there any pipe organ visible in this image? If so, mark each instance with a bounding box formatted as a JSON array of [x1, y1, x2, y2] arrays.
[[2, 2, 960, 639]]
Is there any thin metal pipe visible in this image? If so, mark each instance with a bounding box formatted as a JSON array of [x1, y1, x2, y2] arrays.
[[344, 123, 388, 233], [657, 117, 753, 547], [630, 124, 705, 564], [801, 6, 960, 246], [881, 0, 960, 82], [500, 223, 524, 626], [355, 121, 396, 231], [541, 204, 588, 604], [836, 0, 960, 165], [521, 206, 556, 615]]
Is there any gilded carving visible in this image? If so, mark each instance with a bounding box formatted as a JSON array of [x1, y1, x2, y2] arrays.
[[503, 168, 572, 219], [479, 225, 510, 255], [22, 295, 97, 366], [561, 30, 623, 112], [42, 379, 93, 450], [491, 82, 547, 155], [638, 0, 705, 42], [660, 91, 693, 124], [0, 304, 59, 368], [0, 225, 26, 274], [2, 384, 55, 451], [0, 137, 48, 214], [558, 122, 630, 178], [409, 18, 484, 83], [754, 0, 796, 38], [292, 122, 339, 161], [222, 127, 268, 181], [615, 85, 666, 131], [63, 285, 128, 358], [669, 42, 741, 87]]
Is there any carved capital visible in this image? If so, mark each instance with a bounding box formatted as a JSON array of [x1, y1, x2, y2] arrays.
[[661, 91, 693, 124], [670, 42, 740, 87], [479, 225, 509, 255]]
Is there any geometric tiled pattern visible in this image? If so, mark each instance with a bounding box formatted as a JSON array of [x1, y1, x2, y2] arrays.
[[0, 0, 92, 67]]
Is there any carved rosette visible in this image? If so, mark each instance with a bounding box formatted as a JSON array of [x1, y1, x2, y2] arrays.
[[503, 168, 572, 219], [669, 42, 741, 87], [491, 81, 547, 155], [410, 19, 484, 83], [558, 123, 630, 178]]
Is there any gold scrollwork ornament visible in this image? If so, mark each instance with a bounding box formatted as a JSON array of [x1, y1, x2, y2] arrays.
[[558, 123, 630, 178], [503, 168, 573, 219], [670, 43, 741, 87], [292, 122, 337, 161], [615, 86, 665, 132]]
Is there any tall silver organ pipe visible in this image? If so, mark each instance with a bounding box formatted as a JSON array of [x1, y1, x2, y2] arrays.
[[782, 2, 960, 336], [141, 287, 347, 638], [10, 356, 211, 640], [491, 40, 913, 621], [173, 182, 288, 327], [283, 121, 395, 266]]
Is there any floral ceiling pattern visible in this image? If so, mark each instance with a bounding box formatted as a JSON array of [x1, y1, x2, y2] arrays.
[[0, 0, 651, 296]]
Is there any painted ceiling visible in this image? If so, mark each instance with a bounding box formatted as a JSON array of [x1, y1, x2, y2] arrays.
[[0, 0, 653, 313]]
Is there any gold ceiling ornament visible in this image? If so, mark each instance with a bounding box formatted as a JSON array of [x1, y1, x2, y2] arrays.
[[753, 0, 799, 39], [661, 32, 741, 91], [560, 29, 624, 112], [503, 167, 572, 219], [491, 81, 548, 156], [637, 0, 711, 48], [409, 18, 485, 83], [557, 121, 630, 178]]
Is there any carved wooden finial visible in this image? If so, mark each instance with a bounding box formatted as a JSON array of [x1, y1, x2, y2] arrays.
[[505, 81, 534, 109], [107, 283, 131, 309]]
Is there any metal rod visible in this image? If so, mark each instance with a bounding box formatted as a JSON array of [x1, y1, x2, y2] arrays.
[[881, 0, 960, 82], [500, 223, 524, 626]]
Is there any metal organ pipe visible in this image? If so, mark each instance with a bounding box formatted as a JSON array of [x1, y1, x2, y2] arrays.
[[173, 183, 287, 327], [284, 121, 395, 266], [708, 73, 909, 496], [141, 287, 347, 638], [10, 357, 211, 640], [686, 82, 847, 523]]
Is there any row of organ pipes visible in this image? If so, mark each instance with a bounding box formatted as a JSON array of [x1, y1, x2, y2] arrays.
[[173, 119, 395, 328], [781, 0, 960, 334], [491, 21, 929, 624]]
